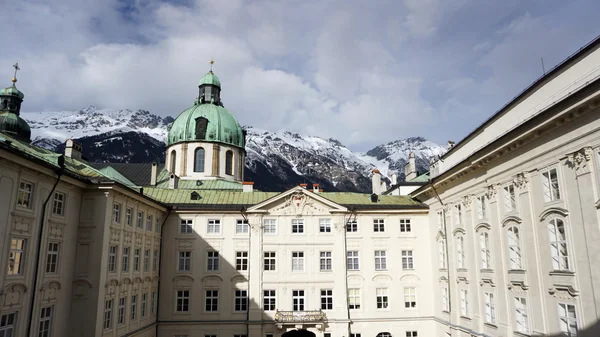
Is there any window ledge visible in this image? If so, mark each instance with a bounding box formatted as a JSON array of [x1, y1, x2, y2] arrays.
[[457, 268, 468, 272], [484, 322, 498, 329], [460, 315, 471, 321], [508, 269, 526, 274], [549, 270, 575, 276], [513, 331, 531, 337], [320, 270, 333, 272], [439, 268, 448, 272], [480, 268, 494, 273]]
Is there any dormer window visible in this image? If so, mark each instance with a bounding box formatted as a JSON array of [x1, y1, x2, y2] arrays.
[[195, 117, 208, 140]]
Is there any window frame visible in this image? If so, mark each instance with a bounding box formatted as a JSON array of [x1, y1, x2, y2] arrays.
[[347, 250, 359, 270], [484, 292, 496, 324], [207, 219, 221, 234], [376, 288, 389, 309], [176, 290, 190, 312], [234, 290, 248, 312], [291, 219, 304, 234], [292, 290, 305, 311], [263, 289, 276, 311], [319, 251, 332, 271], [263, 219, 277, 234], [206, 251, 219, 271], [103, 299, 113, 330], [180, 219, 193, 234], [399, 218, 411, 233], [557, 302, 578, 336], [263, 251, 276, 271], [404, 287, 416, 308], [236, 251, 249, 271], [52, 191, 66, 216], [541, 167, 561, 203], [112, 203, 121, 223], [373, 218, 385, 232], [346, 219, 358, 233], [547, 217, 570, 271], [374, 250, 387, 271], [205, 289, 219, 312], [507, 225, 523, 270], [401, 250, 414, 270], [460, 289, 469, 317], [17, 180, 34, 209], [514, 296, 530, 333], [320, 289, 333, 310], [178, 251, 192, 272], [236, 219, 249, 234], [38, 306, 53, 337], [319, 218, 332, 233], [348, 288, 361, 310], [291, 251, 305, 272], [108, 245, 118, 273], [45, 242, 60, 274]]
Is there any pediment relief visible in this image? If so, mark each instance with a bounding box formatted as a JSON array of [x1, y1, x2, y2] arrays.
[[479, 278, 495, 287], [400, 274, 420, 283], [502, 215, 522, 226], [539, 207, 569, 221], [231, 275, 248, 288], [133, 277, 143, 284], [549, 285, 579, 299], [475, 223, 491, 232], [457, 276, 470, 285], [173, 275, 194, 288], [119, 277, 132, 286], [41, 281, 61, 303], [508, 281, 529, 294], [2, 282, 27, 307], [452, 228, 466, 235], [202, 275, 223, 288], [347, 275, 365, 284], [247, 187, 346, 215], [2, 282, 27, 295], [105, 279, 119, 288], [372, 274, 393, 284]]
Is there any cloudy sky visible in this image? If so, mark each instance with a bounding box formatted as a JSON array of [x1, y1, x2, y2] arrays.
[[3, 0, 599, 150]]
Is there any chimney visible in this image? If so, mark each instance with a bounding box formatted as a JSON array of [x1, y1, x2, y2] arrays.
[[391, 172, 398, 185], [150, 162, 158, 186], [404, 152, 417, 181], [65, 139, 82, 160], [299, 183, 308, 189], [313, 183, 320, 193], [372, 169, 381, 195], [447, 140, 455, 150], [243, 181, 254, 192], [370, 193, 379, 203], [168, 173, 179, 189]]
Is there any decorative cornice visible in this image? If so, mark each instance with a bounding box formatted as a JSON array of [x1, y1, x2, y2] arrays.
[[508, 280, 529, 292], [548, 284, 579, 298], [539, 207, 569, 222], [501, 215, 523, 226], [480, 278, 496, 287]]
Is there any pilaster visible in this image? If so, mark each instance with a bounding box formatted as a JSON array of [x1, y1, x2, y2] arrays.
[[212, 144, 220, 177]]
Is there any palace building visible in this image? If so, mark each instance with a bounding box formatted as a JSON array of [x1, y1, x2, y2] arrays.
[[1, 37, 600, 337]]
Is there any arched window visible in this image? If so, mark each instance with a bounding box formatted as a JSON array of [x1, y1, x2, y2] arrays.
[[225, 150, 233, 176], [170, 150, 177, 173], [195, 117, 208, 139], [376, 333, 392, 337], [548, 218, 569, 270], [479, 232, 491, 269], [194, 147, 205, 172], [507, 226, 523, 270], [456, 236, 465, 269]]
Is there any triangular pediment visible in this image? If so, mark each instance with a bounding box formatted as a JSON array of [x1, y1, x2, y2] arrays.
[[247, 187, 347, 215]]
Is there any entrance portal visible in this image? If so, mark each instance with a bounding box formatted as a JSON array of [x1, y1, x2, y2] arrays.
[[281, 329, 316, 337]]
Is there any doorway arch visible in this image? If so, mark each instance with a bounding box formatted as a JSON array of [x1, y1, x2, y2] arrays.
[[282, 329, 316, 337]]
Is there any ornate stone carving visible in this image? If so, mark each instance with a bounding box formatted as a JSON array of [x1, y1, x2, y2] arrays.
[[40, 281, 61, 303], [12, 214, 33, 235], [372, 275, 393, 284], [145, 235, 153, 246], [271, 191, 328, 215], [507, 281, 529, 293], [105, 279, 119, 297], [513, 172, 529, 192], [274, 310, 326, 324], [135, 234, 142, 246], [461, 194, 474, 208], [2, 282, 27, 307], [109, 229, 121, 244], [177, 240, 193, 249], [48, 221, 65, 239], [173, 275, 194, 288], [548, 285, 579, 299], [486, 184, 500, 200], [566, 147, 593, 175], [480, 278, 495, 287], [457, 276, 470, 284], [250, 222, 263, 233], [123, 231, 133, 245], [78, 228, 93, 243]]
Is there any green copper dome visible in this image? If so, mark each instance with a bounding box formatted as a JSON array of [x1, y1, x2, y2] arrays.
[[167, 103, 245, 147], [199, 71, 221, 87], [0, 84, 24, 99], [0, 111, 31, 142]]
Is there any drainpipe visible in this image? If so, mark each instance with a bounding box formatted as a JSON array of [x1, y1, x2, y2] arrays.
[[430, 182, 452, 326], [343, 209, 358, 337], [26, 155, 65, 337], [240, 208, 251, 337], [154, 206, 173, 337]]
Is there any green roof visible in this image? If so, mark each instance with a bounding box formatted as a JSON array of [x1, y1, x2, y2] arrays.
[[319, 192, 424, 208], [0, 84, 24, 99], [408, 172, 430, 183], [199, 71, 221, 87], [0, 112, 31, 142], [166, 101, 245, 147]]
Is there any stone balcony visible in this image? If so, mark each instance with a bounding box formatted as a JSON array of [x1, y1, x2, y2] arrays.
[[274, 310, 327, 330]]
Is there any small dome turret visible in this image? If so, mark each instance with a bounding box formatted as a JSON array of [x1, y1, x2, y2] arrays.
[[0, 63, 31, 143]]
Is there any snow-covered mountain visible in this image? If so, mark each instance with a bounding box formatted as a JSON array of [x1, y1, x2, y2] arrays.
[[22, 107, 445, 192]]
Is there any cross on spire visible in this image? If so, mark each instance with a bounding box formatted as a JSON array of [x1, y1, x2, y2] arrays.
[[209, 59, 214, 72], [12, 62, 20, 83]]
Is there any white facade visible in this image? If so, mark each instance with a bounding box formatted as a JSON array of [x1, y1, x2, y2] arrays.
[[166, 142, 245, 182]]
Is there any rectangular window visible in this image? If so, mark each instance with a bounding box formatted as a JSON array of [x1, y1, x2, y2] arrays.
[[118, 297, 126, 325], [350, 334, 362, 337], [207, 219, 221, 234], [348, 288, 360, 309], [141, 293, 147, 317], [134, 248, 140, 272], [178, 251, 191, 272], [542, 168, 560, 202], [0, 312, 16, 336], [292, 252, 304, 271], [122, 247, 130, 272], [52, 192, 65, 216], [439, 239, 447, 269], [405, 332, 418, 337], [146, 215, 153, 231], [514, 297, 529, 333], [155, 217, 160, 233], [476, 195, 486, 219], [480, 232, 491, 269], [103, 299, 113, 330], [399, 219, 411, 232], [437, 211, 443, 230], [347, 251, 359, 270], [484, 292, 496, 324], [17, 181, 33, 208], [153, 250, 158, 272], [144, 249, 150, 272], [205, 290, 219, 312], [108, 245, 117, 273], [558, 303, 578, 336], [137, 211, 144, 229], [131, 295, 137, 320], [441, 286, 449, 311], [263, 219, 277, 234], [507, 227, 523, 269], [292, 219, 304, 234], [180, 219, 193, 234], [207, 251, 219, 271], [404, 287, 416, 308], [236, 219, 249, 234], [548, 219, 570, 270], [264, 252, 276, 271], [125, 207, 132, 226], [456, 236, 465, 269], [176, 290, 190, 312], [402, 250, 414, 269], [374, 250, 387, 271], [320, 252, 332, 271], [320, 289, 333, 310], [236, 251, 249, 271], [234, 290, 248, 311], [113, 203, 121, 223], [38, 306, 53, 337], [319, 219, 331, 233], [373, 219, 385, 232], [454, 204, 462, 225], [45, 242, 60, 274], [346, 219, 358, 232], [263, 290, 276, 311], [460, 289, 469, 316], [292, 290, 305, 311], [504, 185, 517, 212], [376, 288, 388, 309], [151, 291, 156, 314]]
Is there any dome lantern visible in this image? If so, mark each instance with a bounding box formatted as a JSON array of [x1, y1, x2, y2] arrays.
[[0, 63, 31, 143]]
